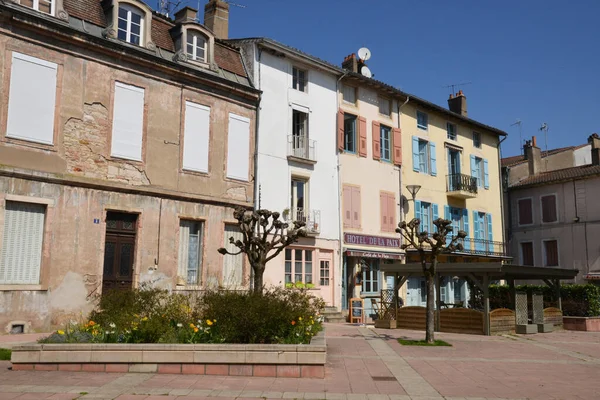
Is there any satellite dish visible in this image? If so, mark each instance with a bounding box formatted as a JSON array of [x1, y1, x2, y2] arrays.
[[358, 47, 371, 61], [361, 66, 372, 78]]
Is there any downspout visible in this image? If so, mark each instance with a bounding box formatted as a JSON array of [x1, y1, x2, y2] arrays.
[[336, 71, 349, 310], [250, 45, 263, 292], [398, 96, 410, 223], [496, 135, 508, 259]]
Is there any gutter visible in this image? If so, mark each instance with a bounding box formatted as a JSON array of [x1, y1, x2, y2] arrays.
[[497, 135, 508, 258]]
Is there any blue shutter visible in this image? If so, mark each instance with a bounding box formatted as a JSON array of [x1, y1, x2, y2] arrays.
[[415, 200, 422, 224], [444, 205, 451, 244], [484, 159, 489, 189], [470, 155, 477, 180], [412, 137, 420, 172], [430, 142, 437, 176], [473, 211, 480, 252], [432, 203, 439, 232], [487, 213, 493, 253], [462, 209, 470, 251]]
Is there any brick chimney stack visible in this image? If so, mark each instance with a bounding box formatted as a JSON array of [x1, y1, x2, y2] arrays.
[[342, 53, 358, 73], [448, 90, 468, 117], [588, 133, 600, 165], [524, 136, 542, 175], [175, 6, 197, 23], [204, 0, 229, 39]]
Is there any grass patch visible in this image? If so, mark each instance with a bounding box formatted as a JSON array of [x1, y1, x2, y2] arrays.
[[397, 338, 451, 346], [0, 348, 12, 360]]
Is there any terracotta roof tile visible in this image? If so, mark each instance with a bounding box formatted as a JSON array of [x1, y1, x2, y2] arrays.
[[151, 16, 175, 51], [501, 145, 583, 167], [64, 0, 106, 27], [214, 43, 246, 76], [511, 164, 600, 188]]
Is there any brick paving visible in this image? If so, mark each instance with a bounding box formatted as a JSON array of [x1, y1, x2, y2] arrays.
[[1, 324, 600, 399]]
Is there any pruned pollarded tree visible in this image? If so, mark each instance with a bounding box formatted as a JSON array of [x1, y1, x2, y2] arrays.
[[396, 218, 467, 343], [218, 207, 306, 293]]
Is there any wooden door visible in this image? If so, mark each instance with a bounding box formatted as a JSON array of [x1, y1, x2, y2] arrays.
[[102, 212, 137, 293], [318, 252, 334, 306]]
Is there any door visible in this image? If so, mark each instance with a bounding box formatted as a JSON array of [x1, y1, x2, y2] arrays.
[[291, 178, 307, 222], [448, 149, 461, 190], [102, 212, 138, 293], [318, 252, 334, 306]]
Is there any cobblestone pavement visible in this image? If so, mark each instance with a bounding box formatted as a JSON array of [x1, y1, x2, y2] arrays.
[[1, 324, 599, 399]]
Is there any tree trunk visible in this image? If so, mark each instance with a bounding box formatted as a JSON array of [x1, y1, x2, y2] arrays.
[[252, 263, 265, 294], [425, 271, 435, 343]]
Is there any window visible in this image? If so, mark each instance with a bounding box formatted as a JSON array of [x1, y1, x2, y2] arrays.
[[378, 97, 391, 116], [412, 137, 437, 175], [0, 201, 46, 284], [222, 224, 243, 287], [473, 211, 493, 253], [447, 123, 457, 140], [342, 85, 356, 104], [291, 178, 308, 221], [285, 249, 312, 284], [292, 110, 308, 138], [7, 52, 58, 145], [518, 198, 533, 225], [117, 4, 144, 45], [292, 67, 307, 92], [521, 242, 534, 266], [187, 32, 207, 62], [541, 195, 558, 223], [544, 240, 559, 266], [473, 157, 483, 187], [361, 260, 380, 294], [183, 101, 210, 173], [111, 82, 145, 161], [420, 279, 426, 303], [20, 0, 53, 14], [342, 185, 361, 228], [453, 279, 465, 302], [343, 114, 357, 153], [445, 206, 469, 249], [473, 132, 482, 148], [470, 155, 489, 189], [226, 113, 250, 181], [178, 220, 203, 285], [417, 111, 428, 130], [380, 192, 396, 232], [418, 140, 429, 173], [380, 125, 391, 162], [421, 202, 431, 233], [320, 260, 330, 286]]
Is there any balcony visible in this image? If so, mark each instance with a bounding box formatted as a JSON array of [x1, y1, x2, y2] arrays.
[[446, 173, 478, 199], [289, 208, 321, 235], [287, 135, 317, 164], [449, 238, 507, 257]]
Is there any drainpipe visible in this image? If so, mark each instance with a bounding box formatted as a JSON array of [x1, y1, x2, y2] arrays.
[[253, 45, 263, 212], [336, 71, 349, 310], [397, 96, 410, 223], [496, 135, 508, 260]]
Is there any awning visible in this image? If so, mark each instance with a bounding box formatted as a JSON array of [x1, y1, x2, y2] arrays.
[[344, 249, 404, 260]]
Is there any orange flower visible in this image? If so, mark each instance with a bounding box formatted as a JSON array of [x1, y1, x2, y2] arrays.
[[194, 327, 199, 333], [291, 321, 296, 326], [88, 321, 96, 326]]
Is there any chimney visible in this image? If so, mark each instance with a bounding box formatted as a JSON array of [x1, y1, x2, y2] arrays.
[[588, 133, 600, 165], [342, 53, 358, 73], [174, 6, 197, 23], [448, 90, 468, 117], [524, 136, 542, 175], [204, 0, 229, 39]]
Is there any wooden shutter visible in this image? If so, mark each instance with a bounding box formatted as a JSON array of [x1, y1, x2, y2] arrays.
[[183, 101, 210, 173], [372, 121, 381, 160], [387, 194, 396, 232], [432, 204, 439, 232], [392, 128, 402, 165], [412, 136, 420, 172], [518, 199, 533, 225], [7, 52, 57, 145], [358, 116, 367, 157], [226, 113, 251, 181], [351, 186, 361, 228], [429, 142, 437, 176], [337, 109, 345, 151], [521, 242, 534, 266], [462, 208, 470, 250], [223, 224, 243, 287], [112, 82, 145, 161], [380, 192, 387, 231], [541, 195, 557, 223], [343, 186, 352, 228], [483, 159, 490, 189]]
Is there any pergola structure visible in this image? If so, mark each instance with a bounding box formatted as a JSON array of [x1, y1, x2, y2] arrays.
[[381, 262, 579, 335]]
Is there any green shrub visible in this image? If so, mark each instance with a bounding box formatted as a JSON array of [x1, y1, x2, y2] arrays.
[[0, 348, 11, 361]]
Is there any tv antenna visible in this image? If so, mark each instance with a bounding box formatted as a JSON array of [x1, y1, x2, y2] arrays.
[[510, 119, 523, 152], [539, 122, 549, 171], [444, 81, 472, 94], [224, 0, 246, 8], [158, 0, 182, 16]]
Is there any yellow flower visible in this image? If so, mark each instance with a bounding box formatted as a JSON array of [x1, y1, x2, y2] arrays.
[[141, 316, 149, 322], [57, 330, 65, 335], [190, 323, 195, 328], [206, 320, 213, 326], [194, 327, 199, 333], [213, 319, 217, 323], [299, 317, 303, 321]]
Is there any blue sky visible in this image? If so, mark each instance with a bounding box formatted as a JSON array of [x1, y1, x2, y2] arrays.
[[166, 0, 599, 158]]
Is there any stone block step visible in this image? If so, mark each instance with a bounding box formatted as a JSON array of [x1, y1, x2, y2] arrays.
[[324, 317, 347, 323]]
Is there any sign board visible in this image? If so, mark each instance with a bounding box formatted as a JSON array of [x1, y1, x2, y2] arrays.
[[349, 298, 364, 324], [344, 233, 400, 248], [346, 250, 403, 260]]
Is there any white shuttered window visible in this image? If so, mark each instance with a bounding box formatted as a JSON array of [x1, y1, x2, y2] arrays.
[[0, 201, 46, 284], [111, 82, 145, 161], [222, 224, 243, 288], [226, 114, 250, 181], [7, 52, 58, 145], [183, 101, 210, 173]]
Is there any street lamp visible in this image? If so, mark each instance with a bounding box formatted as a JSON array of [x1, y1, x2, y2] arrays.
[[405, 185, 421, 201]]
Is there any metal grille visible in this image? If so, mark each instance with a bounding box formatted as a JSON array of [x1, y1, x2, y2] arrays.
[[532, 294, 544, 324], [516, 292, 528, 325], [380, 289, 397, 320]]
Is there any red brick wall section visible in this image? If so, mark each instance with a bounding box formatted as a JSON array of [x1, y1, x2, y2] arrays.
[[151, 17, 175, 51], [214, 43, 247, 77], [63, 0, 107, 27]]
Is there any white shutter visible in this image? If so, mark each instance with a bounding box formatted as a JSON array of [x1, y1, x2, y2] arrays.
[[111, 82, 145, 161], [7, 52, 57, 145], [177, 221, 191, 279], [0, 202, 46, 284], [223, 224, 243, 287], [226, 114, 250, 181], [183, 101, 210, 173]]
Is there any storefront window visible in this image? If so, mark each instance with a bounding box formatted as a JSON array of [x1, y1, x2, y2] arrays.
[[361, 259, 380, 294]]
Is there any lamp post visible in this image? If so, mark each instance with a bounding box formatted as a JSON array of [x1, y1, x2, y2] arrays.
[[406, 184, 421, 202]]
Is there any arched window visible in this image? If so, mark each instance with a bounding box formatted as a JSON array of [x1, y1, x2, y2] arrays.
[[187, 31, 207, 63], [117, 3, 144, 45]]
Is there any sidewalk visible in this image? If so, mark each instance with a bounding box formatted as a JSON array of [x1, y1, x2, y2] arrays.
[[0, 324, 599, 399]]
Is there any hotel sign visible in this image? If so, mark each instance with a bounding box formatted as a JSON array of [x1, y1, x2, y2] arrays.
[[344, 233, 400, 248], [346, 250, 403, 260]]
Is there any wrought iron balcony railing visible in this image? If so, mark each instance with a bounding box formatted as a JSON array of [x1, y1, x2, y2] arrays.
[[291, 208, 320, 235], [447, 237, 507, 257], [446, 173, 478, 195], [287, 135, 317, 163]]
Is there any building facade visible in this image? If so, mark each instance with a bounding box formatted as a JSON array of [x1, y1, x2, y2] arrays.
[[232, 38, 341, 306], [0, 0, 259, 332], [504, 135, 600, 283]]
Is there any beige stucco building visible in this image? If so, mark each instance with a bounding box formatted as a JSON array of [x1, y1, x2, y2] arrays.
[[0, 0, 259, 332]]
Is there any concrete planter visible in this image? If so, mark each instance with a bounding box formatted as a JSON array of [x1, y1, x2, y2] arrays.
[[10, 330, 326, 378], [374, 319, 396, 329], [563, 316, 600, 332]]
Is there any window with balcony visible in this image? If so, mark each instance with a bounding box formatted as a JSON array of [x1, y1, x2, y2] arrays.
[[541, 194, 557, 223], [118, 4, 144, 45], [178, 220, 203, 285], [186, 31, 207, 63], [343, 114, 357, 153], [521, 242, 534, 266], [292, 67, 307, 92], [543, 240, 559, 266], [291, 109, 309, 159], [20, 0, 54, 15], [291, 177, 308, 222], [473, 211, 493, 253], [447, 122, 457, 140], [518, 198, 533, 225], [285, 249, 313, 284], [417, 110, 428, 130]]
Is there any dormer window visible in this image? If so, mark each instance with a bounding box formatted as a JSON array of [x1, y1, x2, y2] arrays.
[[118, 4, 144, 45], [20, 0, 54, 15], [187, 31, 207, 63]]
